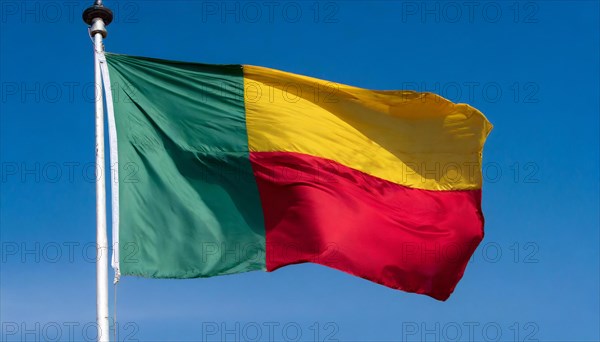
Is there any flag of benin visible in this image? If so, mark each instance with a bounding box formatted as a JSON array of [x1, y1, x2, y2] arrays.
[[105, 53, 492, 300]]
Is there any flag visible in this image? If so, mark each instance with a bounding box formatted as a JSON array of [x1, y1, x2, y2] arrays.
[[105, 53, 492, 300]]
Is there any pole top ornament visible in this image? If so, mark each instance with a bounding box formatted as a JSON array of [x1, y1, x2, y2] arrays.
[[82, 4, 113, 26]]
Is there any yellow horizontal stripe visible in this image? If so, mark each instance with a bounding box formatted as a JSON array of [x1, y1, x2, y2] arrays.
[[243, 65, 492, 191]]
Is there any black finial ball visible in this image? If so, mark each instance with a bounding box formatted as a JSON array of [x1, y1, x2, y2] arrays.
[[82, 5, 113, 26]]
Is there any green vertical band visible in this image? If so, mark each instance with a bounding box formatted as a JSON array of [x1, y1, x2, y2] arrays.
[[105, 53, 266, 278]]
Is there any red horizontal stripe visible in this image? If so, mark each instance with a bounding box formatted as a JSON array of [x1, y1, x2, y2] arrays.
[[250, 151, 484, 300]]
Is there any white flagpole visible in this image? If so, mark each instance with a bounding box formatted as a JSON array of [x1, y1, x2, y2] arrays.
[[83, 2, 113, 341]]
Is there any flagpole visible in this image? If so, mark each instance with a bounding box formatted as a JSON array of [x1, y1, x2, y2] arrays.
[[83, 2, 113, 341]]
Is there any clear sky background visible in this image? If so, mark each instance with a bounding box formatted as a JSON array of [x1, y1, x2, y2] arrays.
[[1, 1, 599, 341]]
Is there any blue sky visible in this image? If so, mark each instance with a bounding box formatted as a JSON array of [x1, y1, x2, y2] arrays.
[[1, 1, 599, 341]]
